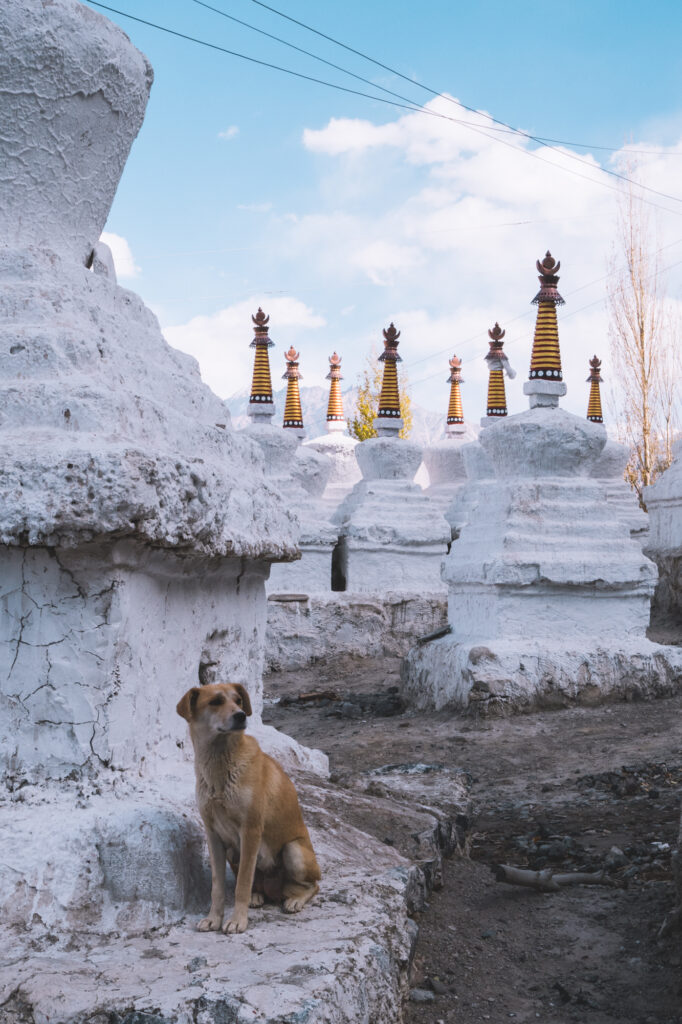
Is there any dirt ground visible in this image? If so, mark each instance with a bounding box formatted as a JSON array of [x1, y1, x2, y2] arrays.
[[264, 656, 682, 1024]]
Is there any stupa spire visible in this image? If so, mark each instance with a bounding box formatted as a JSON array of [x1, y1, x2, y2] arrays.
[[282, 346, 304, 435], [247, 307, 275, 423], [484, 323, 515, 418], [586, 355, 604, 423], [446, 354, 465, 435], [529, 251, 564, 382], [377, 323, 402, 420], [325, 352, 346, 433]]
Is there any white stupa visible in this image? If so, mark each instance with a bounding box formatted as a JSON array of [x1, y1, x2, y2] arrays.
[[333, 324, 451, 593], [0, 0, 330, 933], [402, 253, 682, 712], [581, 354, 648, 540], [305, 351, 362, 510], [242, 318, 338, 593], [420, 353, 477, 516]]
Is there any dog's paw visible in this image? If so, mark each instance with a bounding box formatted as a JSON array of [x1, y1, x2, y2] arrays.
[[223, 912, 248, 934], [283, 896, 307, 914], [249, 892, 265, 908], [197, 915, 222, 932]]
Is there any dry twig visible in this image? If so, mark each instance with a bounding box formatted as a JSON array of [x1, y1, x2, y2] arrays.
[[492, 864, 614, 892]]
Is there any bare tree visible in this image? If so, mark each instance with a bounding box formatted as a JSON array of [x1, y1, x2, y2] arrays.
[[607, 168, 681, 507]]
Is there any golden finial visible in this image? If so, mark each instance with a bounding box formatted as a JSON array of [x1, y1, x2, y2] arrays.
[[252, 307, 270, 327]]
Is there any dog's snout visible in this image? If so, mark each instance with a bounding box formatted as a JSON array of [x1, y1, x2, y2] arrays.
[[234, 710, 247, 725]]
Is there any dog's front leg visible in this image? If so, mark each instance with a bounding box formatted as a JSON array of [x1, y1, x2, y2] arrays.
[[198, 825, 226, 932], [224, 825, 260, 934]]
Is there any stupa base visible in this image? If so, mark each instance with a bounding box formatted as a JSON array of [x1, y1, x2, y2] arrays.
[[523, 379, 567, 408], [0, 770, 421, 1024], [401, 636, 682, 715]]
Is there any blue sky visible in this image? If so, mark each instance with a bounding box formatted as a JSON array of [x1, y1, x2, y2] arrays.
[[88, 0, 682, 425]]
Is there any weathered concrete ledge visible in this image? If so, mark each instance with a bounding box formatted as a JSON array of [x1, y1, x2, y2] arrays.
[[0, 780, 418, 1024], [0, 756, 471, 1024], [401, 637, 682, 715], [265, 592, 448, 672]]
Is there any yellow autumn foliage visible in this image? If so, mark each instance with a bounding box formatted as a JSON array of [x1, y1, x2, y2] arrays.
[[349, 352, 413, 441]]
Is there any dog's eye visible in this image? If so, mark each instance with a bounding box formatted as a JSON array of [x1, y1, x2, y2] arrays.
[[209, 696, 225, 707], [234, 696, 242, 706]]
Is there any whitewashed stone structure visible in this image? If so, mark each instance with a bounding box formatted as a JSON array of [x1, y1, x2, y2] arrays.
[[644, 440, 682, 622], [331, 325, 451, 594], [591, 439, 649, 541], [0, 0, 303, 782], [403, 255, 682, 712], [403, 407, 682, 712], [306, 431, 362, 510], [0, 5, 425, 1022], [304, 352, 362, 508], [244, 422, 339, 593], [333, 436, 451, 592], [421, 423, 477, 516]]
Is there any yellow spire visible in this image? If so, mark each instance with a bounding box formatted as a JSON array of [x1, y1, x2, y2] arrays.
[[377, 323, 402, 419], [282, 346, 304, 430], [529, 251, 564, 382], [249, 307, 274, 405], [447, 354, 464, 425], [485, 323, 509, 417], [326, 352, 345, 427], [586, 355, 604, 423]]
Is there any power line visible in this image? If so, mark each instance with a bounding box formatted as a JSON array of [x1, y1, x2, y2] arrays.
[[203, 0, 682, 206], [192, 0, 608, 151], [247, 0, 681, 158], [190, 0, 494, 122], [244, 0, 682, 202], [87, 1, 682, 219]]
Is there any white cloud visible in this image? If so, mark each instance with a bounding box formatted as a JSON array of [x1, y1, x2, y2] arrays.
[[290, 95, 682, 422], [100, 231, 139, 279], [237, 202, 273, 213], [162, 297, 326, 400], [353, 240, 423, 286], [303, 117, 398, 155], [218, 125, 239, 140]]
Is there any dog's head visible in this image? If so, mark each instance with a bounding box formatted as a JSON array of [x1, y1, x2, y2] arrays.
[[176, 682, 253, 736]]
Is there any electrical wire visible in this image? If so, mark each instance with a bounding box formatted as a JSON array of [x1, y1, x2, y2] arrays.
[[87, 1, 682, 218], [247, 0, 681, 158], [243, 0, 682, 202]]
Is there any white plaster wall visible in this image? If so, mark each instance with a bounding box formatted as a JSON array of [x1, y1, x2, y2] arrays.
[[0, 0, 152, 266], [334, 480, 451, 593], [643, 440, 682, 619], [0, 542, 269, 782], [267, 546, 332, 593], [265, 592, 448, 671], [645, 439, 682, 557]]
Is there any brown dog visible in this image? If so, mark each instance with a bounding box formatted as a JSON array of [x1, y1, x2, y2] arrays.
[[176, 682, 321, 934]]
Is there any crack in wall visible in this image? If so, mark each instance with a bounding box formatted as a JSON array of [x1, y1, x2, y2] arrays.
[[9, 551, 31, 677]]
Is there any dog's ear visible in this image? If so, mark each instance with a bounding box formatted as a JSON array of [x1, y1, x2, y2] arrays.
[[234, 684, 252, 717], [176, 687, 201, 721]]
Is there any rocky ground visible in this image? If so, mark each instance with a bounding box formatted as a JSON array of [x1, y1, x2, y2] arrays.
[[264, 655, 682, 1024]]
